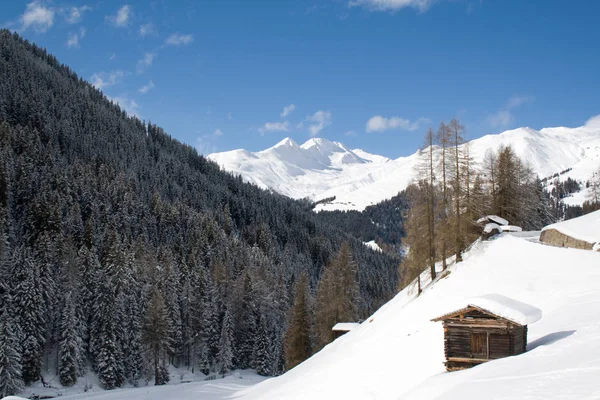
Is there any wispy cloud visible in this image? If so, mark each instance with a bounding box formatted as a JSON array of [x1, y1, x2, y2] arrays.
[[365, 115, 427, 133], [196, 137, 216, 155], [138, 80, 155, 94], [487, 95, 535, 129], [20, 1, 55, 32], [106, 5, 131, 27], [109, 53, 116, 60], [306, 110, 332, 137], [66, 27, 86, 48], [280, 104, 296, 118], [227, 112, 233, 120], [349, 0, 436, 13], [213, 129, 223, 137], [90, 70, 125, 90], [165, 33, 194, 46], [139, 23, 155, 37], [345, 130, 358, 137], [258, 121, 291, 135], [65, 5, 90, 24], [107, 95, 139, 117], [136, 52, 156, 73]]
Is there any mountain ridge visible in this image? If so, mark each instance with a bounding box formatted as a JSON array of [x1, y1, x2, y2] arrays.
[[209, 118, 600, 211]]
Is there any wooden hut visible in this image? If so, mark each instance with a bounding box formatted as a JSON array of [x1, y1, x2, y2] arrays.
[[331, 322, 360, 340], [431, 294, 542, 371]]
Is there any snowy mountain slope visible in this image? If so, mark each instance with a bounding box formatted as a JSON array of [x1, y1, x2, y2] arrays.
[[208, 116, 600, 211], [236, 226, 600, 399]]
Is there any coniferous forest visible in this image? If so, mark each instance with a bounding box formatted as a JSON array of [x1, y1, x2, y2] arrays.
[[0, 30, 401, 395]]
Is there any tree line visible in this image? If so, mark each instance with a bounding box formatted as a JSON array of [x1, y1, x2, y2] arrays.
[[399, 120, 554, 288], [0, 30, 400, 396]]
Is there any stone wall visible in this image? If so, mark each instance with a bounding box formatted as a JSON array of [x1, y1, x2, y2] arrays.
[[539, 228, 595, 251]]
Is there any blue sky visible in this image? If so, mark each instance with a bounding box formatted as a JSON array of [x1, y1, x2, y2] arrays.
[[2, 0, 600, 158]]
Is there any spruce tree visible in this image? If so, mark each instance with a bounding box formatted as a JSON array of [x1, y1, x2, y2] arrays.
[[11, 246, 45, 384], [216, 308, 234, 377], [0, 300, 24, 397], [58, 292, 80, 387]]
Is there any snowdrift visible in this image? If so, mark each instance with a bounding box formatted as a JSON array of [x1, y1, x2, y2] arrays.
[[237, 234, 600, 400], [540, 209, 600, 251]]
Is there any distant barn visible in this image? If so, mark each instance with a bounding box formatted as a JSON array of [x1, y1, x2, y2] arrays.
[[331, 322, 360, 340], [432, 294, 542, 371]]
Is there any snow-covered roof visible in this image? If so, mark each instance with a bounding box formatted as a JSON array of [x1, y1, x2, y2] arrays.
[[433, 294, 542, 326], [541, 209, 600, 246], [477, 215, 509, 226], [483, 222, 500, 233], [499, 225, 523, 233], [332, 322, 360, 332]]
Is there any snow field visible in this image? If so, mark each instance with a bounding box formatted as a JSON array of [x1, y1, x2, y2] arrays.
[[237, 234, 600, 400]]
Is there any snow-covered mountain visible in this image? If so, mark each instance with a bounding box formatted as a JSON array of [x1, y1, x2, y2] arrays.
[[208, 116, 600, 211], [236, 214, 600, 400]]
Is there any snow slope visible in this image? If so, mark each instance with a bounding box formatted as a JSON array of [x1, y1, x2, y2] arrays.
[[236, 233, 600, 400], [208, 116, 600, 211]]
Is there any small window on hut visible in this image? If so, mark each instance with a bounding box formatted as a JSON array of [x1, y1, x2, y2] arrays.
[[471, 333, 485, 354]]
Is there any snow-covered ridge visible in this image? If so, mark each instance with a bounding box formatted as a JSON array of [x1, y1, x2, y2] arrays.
[[208, 116, 600, 211]]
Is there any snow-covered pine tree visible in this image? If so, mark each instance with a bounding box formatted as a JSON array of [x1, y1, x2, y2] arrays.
[[121, 250, 144, 386], [234, 272, 258, 369], [11, 246, 45, 384], [199, 268, 220, 373], [0, 297, 24, 397], [93, 272, 125, 389], [216, 308, 234, 377], [160, 252, 183, 366], [252, 315, 276, 376], [58, 291, 80, 386]]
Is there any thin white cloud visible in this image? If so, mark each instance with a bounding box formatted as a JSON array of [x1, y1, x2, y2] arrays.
[[195, 136, 218, 155], [349, 0, 435, 12], [107, 5, 131, 27], [507, 95, 535, 109], [213, 129, 223, 137], [108, 95, 140, 117], [136, 52, 156, 73], [66, 5, 91, 24], [487, 95, 535, 129], [345, 130, 358, 137], [365, 115, 426, 133], [20, 1, 55, 32], [139, 23, 155, 37], [280, 104, 296, 118], [165, 33, 194, 46], [109, 53, 116, 60], [66, 27, 86, 48], [90, 70, 125, 90], [138, 80, 155, 94], [227, 112, 233, 120], [306, 110, 332, 137], [258, 121, 291, 135]]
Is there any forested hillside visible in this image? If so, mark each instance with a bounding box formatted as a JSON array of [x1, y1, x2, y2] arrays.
[[0, 30, 400, 395], [316, 192, 409, 253]]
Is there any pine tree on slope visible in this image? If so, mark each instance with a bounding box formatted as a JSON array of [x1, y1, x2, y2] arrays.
[[58, 291, 80, 387], [216, 308, 234, 377], [0, 300, 24, 397]]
